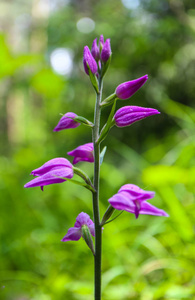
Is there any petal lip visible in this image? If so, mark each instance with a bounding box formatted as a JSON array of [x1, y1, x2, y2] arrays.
[[24, 168, 73, 188], [116, 74, 148, 100], [140, 202, 169, 217], [61, 227, 82, 242]]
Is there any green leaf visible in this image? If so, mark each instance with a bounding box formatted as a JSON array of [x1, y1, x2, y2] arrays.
[[87, 63, 99, 93], [98, 100, 116, 143], [100, 146, 107, 165]]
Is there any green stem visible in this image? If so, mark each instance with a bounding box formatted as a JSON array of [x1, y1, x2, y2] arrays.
[[92, 77, 103, 300]]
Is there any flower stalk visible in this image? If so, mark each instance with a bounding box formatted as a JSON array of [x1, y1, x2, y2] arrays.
[[92, 76, 103, 300]]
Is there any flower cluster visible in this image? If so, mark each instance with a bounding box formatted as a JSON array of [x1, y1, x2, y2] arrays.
[[24, 34, 168, 257]]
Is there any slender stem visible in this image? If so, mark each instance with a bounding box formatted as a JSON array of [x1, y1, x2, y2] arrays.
[[92, 77, 103, 300]]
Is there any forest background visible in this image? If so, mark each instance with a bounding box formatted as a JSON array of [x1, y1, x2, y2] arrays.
[[0, 0, 195, 299]]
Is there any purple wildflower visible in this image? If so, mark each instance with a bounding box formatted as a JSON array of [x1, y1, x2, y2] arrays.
[[83, 46, 98, 75], [108, 184, 169, 219], [24, 158, 73, 191], [61, 212, 95, 242], [101, 39, 111, 62], [114, 106, 160, 127], [53, 112, 80, 132], [115, 75, 148, 100], [67, 143, 94, 164], [91, 38, 100, 61]]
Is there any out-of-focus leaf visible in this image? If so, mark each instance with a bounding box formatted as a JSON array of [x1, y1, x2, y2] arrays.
[[0, 35, 40, 78], [31, 68, 65, 98], [142, 165, 195, 186]]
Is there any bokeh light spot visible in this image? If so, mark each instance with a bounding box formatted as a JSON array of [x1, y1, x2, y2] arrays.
[[76, 17, 95, 33], [50, 48, 73, 76], [121, 0, 140, 10]]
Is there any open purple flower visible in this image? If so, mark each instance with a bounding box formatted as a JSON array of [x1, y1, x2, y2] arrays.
[[24, 158, 73, 191], [61, 212, 95, 242], [101, 39, 111, 62], [115, 75, 148, 100], [53, 112, 80, 131], [67, 143, 94, 164], [114, 106, 160, 127], [83, 46, 98, 75], [108, 184, 169, 219]]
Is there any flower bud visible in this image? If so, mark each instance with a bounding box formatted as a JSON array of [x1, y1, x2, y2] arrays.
[[101, 39, 111, 62], [99, 34, 104, 51], [91, 38, 100, 61], [116, 75, 148, 100], [83, 46, 98, 75], [114, 106, 160, 127], [81, 224, 95, 255]]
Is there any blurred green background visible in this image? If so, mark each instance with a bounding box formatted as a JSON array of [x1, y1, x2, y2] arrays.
[[0, 0, 195, 299]]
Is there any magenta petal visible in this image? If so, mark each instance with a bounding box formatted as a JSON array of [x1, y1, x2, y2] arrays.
[[83, 46, 98, 75], [31, 158, 72, 176], [108, 191, 136, 212], [24, 168, 73, 188], [53, 112, 80, 131], [118, 184, 155, 201], [91, 38, 100, 60], [74, 212, 95, 237], [61, 227, 82, 242], [140, 202, 169, 217], [115, 75, 148, 100], [67, 143, 94, 164], [114, 106, 160, 127], [101, 39, 111, 62], [74, 212, 92, 227]]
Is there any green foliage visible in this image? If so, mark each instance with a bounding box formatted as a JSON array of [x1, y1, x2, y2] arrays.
[[0, 0, 195, 299]]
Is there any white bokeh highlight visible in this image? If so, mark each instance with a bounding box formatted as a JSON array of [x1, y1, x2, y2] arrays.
[[50, 48, 73, 76], [76, 17, 95, 34]]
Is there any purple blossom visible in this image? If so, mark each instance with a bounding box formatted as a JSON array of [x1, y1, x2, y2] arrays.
[[61, 212, 95, 242], [114, 106, 160, 127], [91, 38, 100, 61], [101, 39, 111, 62], [24, 158, 73, 191], [115, 75, 148, 100], [108, 184, 169, 219], [67, 143, 94, 165], [83, 46, 98, 75], [53, 112, 80, 132]]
